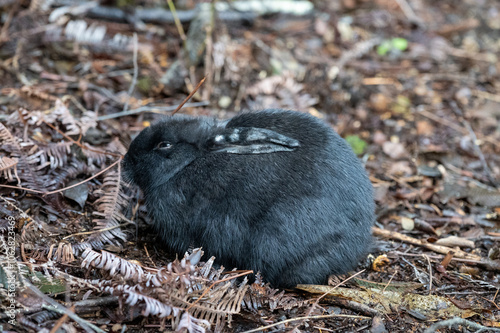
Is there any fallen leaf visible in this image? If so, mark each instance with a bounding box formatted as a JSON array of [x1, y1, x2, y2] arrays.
[[416, 120, 434, 136], [372, 254, 390, 272], [435, 236, 475, 248], [401, 217, 415, 231], [383, 141, 407, 159]]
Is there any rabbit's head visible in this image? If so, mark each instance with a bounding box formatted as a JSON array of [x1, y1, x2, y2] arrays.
[[123, 114, 300, 191]]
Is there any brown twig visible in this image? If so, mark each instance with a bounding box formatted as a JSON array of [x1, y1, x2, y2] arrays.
[[316, 269, 365, 304], [96, 102, 209, 121], [422, 254, 433, 295], [424, 317, 500, 333], [202, 4, 215, 101], [43, 159, 121, 196], [292, 270, 366, 332], [0, 184, 45, 194], [62, 220, 133, 240], [42, 120, 123, 158], [395, 0, 426, 28], [171, 76, 207, 115], [376, 228, 500, 271], [49, 305, 75, 333], [241, 313, 371, 333], [374, 227, 480, 260], [0, 159, 121, 195], [0, 1, 19, 42], [382, 269, 397, 294]]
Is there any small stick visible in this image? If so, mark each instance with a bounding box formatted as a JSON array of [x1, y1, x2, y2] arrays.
[[62, 220, 133, 240], [422, 254, 432, 295], [44, 159, 121, 196], [42, 120, 122, 158], [171, 76, 207, 115], [49, 305, 75, 333], [382, 269, 397, 293], [373, 227, 480, 260], [424, 317, 500, 333], [297, 270, 366, 331], [0, 184, 44, 194], [96, 102, 208, 121], [416, 108, 500, 149], [241, 313, 371, 333], [122, 33, 139, 114]]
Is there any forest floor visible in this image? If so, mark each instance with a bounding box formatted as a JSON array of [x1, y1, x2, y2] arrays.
[[1, 0, 500, 332]]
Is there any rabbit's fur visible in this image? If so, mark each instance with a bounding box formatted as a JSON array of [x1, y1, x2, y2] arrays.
[[123, 109, 374, 287]]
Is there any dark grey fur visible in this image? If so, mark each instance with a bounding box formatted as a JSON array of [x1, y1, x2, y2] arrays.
[[123, 109, 374, 288]]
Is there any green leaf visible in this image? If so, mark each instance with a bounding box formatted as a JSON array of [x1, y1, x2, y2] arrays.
[[137, 77, 153, 94], [376, 41, 391, 56], [391, 38, 408, 51], [345, 135, 367, 155]]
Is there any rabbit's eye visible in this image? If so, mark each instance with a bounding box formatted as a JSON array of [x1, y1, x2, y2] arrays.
[[156, 141, 173, 150]]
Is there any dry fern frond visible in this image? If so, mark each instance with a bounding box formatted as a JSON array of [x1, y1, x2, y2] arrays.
[[169, 278, 248, 327], [0, 122, 23, 155], [177, 311, 210, 333], [51, 99, 85, 135], [52, 242, 75, 263], [50, 161, 93, 189], [81, 143, 109, 166], [31, 141, 72, 169], [79, 248, 247, 330], [81, 249, 210, 331], [243, 276, 307, 311], [0, 156, 20, 183], [44, 19, 131, 50], [81, 248, 203, 285], [80, 134, 126, 166], [89, 163, 128, 247], [63, 163, 131, 253], [81, 248, 146, 281], [0, 122, 51, 190], [20, 220, 52, 244], [6, 108, 32, 125], [17, 100, 97, 137], [106, 137, 128, 156], [79, 110, 98, 136]]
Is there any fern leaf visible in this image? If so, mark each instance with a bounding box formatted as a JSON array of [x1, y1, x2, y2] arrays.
[[0, 122, 52, 190], [0, 156, 20, 183], [92, 164, 127, 239], [33, 141, 72, 169]]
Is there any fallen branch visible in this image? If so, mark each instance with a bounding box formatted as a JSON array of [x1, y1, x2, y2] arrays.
[[86, 5, 256, 25], [373, 227, 500, 272], [424, 317, 500, 333], [23, 279, 106, 333]]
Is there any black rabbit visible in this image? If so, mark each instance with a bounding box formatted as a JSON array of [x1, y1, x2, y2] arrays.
[[123, 109, 374, 288]]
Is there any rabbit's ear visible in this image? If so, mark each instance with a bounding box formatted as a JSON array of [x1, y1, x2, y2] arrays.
[[209, 127, 300, 154]]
